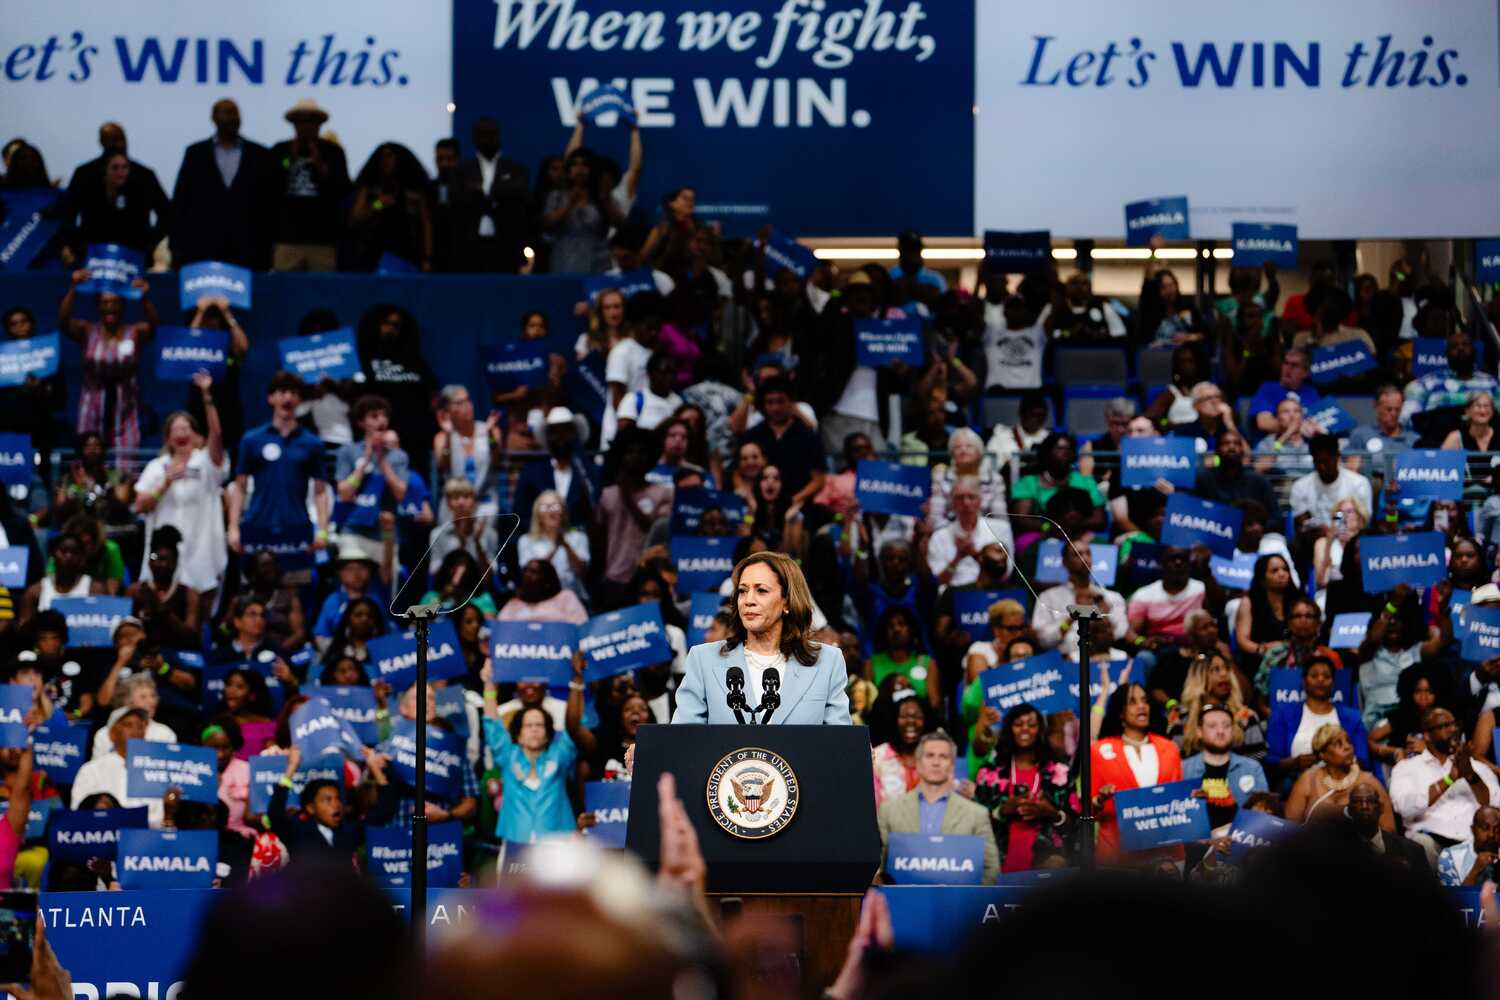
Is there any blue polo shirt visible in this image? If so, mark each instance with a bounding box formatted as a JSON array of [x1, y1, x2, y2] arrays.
[[1248, 381, 1323, 424], [238, 421, 326, 536]]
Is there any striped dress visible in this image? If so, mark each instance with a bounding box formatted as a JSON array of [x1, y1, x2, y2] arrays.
[[77, 322, 144, 455]]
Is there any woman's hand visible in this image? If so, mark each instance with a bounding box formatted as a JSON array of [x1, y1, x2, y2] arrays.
[[1017, 796, 1060, 822], [70, 269, 91, 286], [571, 650, 587, 681]]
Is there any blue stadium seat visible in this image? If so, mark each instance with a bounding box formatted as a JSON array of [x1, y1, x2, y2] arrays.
[[980, 394, 1052, 435], [1062, 387, 1123, 437], [1136, 346, 1176, 388], [1334, 395, 1376, 430]]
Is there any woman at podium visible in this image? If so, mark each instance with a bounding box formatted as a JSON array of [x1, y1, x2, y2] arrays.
[[673, 552, 851, 725]]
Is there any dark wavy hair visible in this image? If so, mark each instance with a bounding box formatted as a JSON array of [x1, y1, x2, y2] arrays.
[[718, 551, 820, 667], [1098, 683, 1167, 738], [990, 702, 1063, 771], [508, 703, 556, 749]]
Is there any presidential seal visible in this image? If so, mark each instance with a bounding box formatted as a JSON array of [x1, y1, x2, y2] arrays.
[[706, 747, 799, 840]]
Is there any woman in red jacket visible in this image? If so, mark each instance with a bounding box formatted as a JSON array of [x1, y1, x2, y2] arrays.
[[1091, 681, 1182, 862]]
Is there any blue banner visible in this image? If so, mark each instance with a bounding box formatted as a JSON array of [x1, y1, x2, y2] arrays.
[[0, 685, 31, 748], [1033, 540, 1117, 587], [376, 252, 419, 275], [1360, 531, 1446, 592], [125, 740, 218, 804], [480, 340, 550, 391], [367, 820, 464, 889], [77, 244, 145, 298], [245, 753, 343, 816], [877, 885, 1035, 952], [669, 487, 747, 533], [583, 780, 631, 848], [1301, 400, 1355, 436], [577, 83, 637, 126], [1161, 494, 1241, 558], [1309, 340, 1377, 385], [1462, 606, 1500, 662], [760, 228, 819, 280], [0, 433, 32, 486], [46, 807, 149, 864], [886, 833, 985, 885], [395, 471, 432, 523], [687, 592, 723, 647], [387, 720, 465, 800], [579, 604, 674, 681], [952, 589, 1030, 634], [154, 326, 230, 382], [1127, 541, 1166, 588], [855, 459, 930, 517], [1125, 196, 1190, 245], [32, 721, 89, 786], [1413, 337, 1451, 378], [51, 595, 133, 648], [672, 535, 736, 594], [238, 520, 314, 573], [366, 619, 467, 693], [1328, 612, 1372, 650], [1393, 449, 1466, 501], [0, 546, 27, 588], [1208, 551, 1259, 590], [179, 261, 252, 310], [0, 188, 61, 272], [982, 230, 1052, 273], [116, 829, 217, 889], [434, 685, 470, 740], [1451, 588, 1473, 640], [24, 796, 61, 840], [489, 620, 578, 685], [581, 269, 656, 303], [978, 650, 1070, 716], [290, 697, 363, 761], [0, 331, 60, 387], [1268, 666, 1357, 708], [1066, 657, 1146, 704], [1114, 779, 1210, 851], [854, 317, 925, 368], [566, 350, 610, 432], [1226, 809, 1296, 863], [1120, 436, 1198, 488], [278, 328, 361, 381], [1230, 222, 1298, 269], [1478, 239, 1500, 283]]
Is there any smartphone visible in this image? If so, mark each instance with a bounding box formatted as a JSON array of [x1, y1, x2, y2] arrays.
[[0, 890, 37, 984]]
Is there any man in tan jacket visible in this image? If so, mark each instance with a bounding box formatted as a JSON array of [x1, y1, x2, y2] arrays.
[[877, 730, 999, 885]]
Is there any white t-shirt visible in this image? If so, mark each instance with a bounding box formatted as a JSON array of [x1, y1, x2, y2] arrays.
[[617, 388, 683, 432], [601, 338, 653, 449], [136, 447, 231, 592], [1289, 467, 1373, 527], [1290, 703, 1339, 758], [982, 303, 1051, 390]]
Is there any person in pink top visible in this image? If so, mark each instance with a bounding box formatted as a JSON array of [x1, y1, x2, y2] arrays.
[[0, 747, 33, 890], [497, 560, 589, 625], [1126, 545, 1226, 710], [204, 716, 254, 838]]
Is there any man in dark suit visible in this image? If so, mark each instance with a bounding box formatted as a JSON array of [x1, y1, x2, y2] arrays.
[[170, 99, 269, 269], [265, 745, 393, 866], [63, 120, 171, 259], [1340, 781, 1430, 872], [450, 117, 529, 273], [512, 407, 595, 532]]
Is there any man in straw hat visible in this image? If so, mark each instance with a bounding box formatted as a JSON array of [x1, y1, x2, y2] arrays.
[[268, 97, 350, 272]]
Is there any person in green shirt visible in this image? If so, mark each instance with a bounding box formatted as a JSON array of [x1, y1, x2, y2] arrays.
[[46, 511, 127, 594], [870, 605, 940, 712], [1010, 432, 1106, 535]]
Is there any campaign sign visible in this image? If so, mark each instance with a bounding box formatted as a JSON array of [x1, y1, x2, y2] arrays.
[[1125, 196, 1190, 245], [760, 227, 819, 281], [0, 546, 28, 588], [116, 829, 217, 890], [576, 83, 636, 126], [886, 833, 986, 886], [1230, 222, 1298, 269], [376, 252, 418, 275], [1114, 780, 1210, 851], [245, 753, 342, 815], [854, 318, 925, 369], [1226, 809, 1296, 864], [877, 885, 1036, 952], [387, 720, 464, 800], [982, 230, 1052, 274], [1208, 551, 1259, 591], [583, 781, 631, 848], [366, 619, 467, 693], [582, 269, 657, 303], [125, 740, 217, 804], [0, 188, 61, 272], [0, 332, 60, 387], [1393, 449, 1466, 501], [1301, 400, 1355, 436], [1268, 667, 1357, 708], [51, 596, 132, 648], [1127, 542, 1166, 588], [688, 592, 723, 647], [952, 589, 1030, 635], [0, 684, 31, 748], [1161, 494, 1242, 558], [1033, 540, 1117, 587], [1360, 531, 1446, 592], [1066, 658, 1147, 704], [1462, 606, 1500, 662], [32, 722, 89, 785], [579, 604, 673, 681], [434, 685, 470, 740], [154, 326, 229, 382], [46, 807, 149, 864], [24, 797, 61, 841], [1478, 239, 1500, 283], [672, 535, 736, 594], [179, 261, 252, 310], [77, 244, 144, 298], [489, 620, 578, 685], [480, 340, 550, 392], [669, 487, 746, 533], [278, 328, 361, 381], [292, 695, 368, 757], [1451, 588, 1473, 640], [1310, 340, 1377, 386], [1328, 613, 1372, 650], [367, 820, 465, 889], [1120, 436, 1198, 488], [1454, 887, 1492, 929], [979, 650, 1070, 716], [238, 520, 314, 573], [856, 460, 930, 518], [0, 433, 32, 486]]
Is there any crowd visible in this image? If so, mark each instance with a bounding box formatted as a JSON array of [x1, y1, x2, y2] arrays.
[[1, 101, 1500, 908]]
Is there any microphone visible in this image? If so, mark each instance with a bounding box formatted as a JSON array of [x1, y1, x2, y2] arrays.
[[757, 667, 781, 725], [725, 666, 748, 725]]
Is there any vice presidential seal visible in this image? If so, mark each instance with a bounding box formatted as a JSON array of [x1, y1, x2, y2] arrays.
[[706, 747, 799, 840]]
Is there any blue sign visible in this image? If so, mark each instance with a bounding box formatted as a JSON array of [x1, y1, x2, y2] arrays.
[[125, 739, 218, 804], [489, 620, 578, 685], [0, 684, 31, 748], [367, 820, 465, 889], [854, 317, 925, 368], [0, 433, 32, 486], [982, 230, 1052, 273], [1451, 588, 1473, 640], [1393, 449, 1466, 501], [366, 619, 467, 692], [1478, 239, 1500, 283], [886, 833, 986, 885], [1226, 809, 1296, 864], [24, 796, 61, 841], [245, 753, 343, 816], [1268, 667, 1357, 708], [669, 487, 746, 533], [1360, 531, 1446, 592], [77, 243, 144, 298], [116, 829, 217, 890], [577, 83, 637, 126], [952, 589, 1029, 634], [877, 885, 1035, 952], [1033, 540, 1117, 587], [179, 261, 252, 310], [1309, 340, 1377, 385], [1066, 657, 1146, 704], [1127, 541, 1166, 587], [1328, 612, 1372, 650], [1208, 551, 1259, 590], [1161, 494, 1242, 558], [376, 252, 418, 274], [0, 332, 60, 387], [32, 721, 89, 785], [238, 520, 314, 573], [1302, 400, 1355, 436], [1114, 779, 1210, 851], [0, 188, 61, 272], [978, 650, 1070, 716], [855, 459, 930, 518], [46, 807, 149, 864], [154, 326, 230, 382], [434, 685, 470, 740], [760, 228, 819, 280], [51, 596, 132, 648], [1120, 436, 1198, 488], [0, 546, 27, 588], [583, 781, 631, 848], [290, 697, 363, 761], [1413, 337, 1451, 378], [387, 720, 465, 801], [1230, 222, 1298, 269], [1125, 196, 1190, 245], [395, 471, 432, 523], [566, 349, 610, 432], [1462, 606, 1500, 662], [481, 340, 550, 391], [580, 604, 674, 681], [687, 592, 723, 647], [582, 269, 657, 303], [278, 328, 361, 381], [672, 535, 736, 593]]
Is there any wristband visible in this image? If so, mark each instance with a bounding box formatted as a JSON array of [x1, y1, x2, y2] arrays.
[[316, 528, 330, 541], [1272, 441, 1283, 451], [278, 776, 296, 789], [1165, 699, 1179, 710], [1133, 636, 1146, 648], [1443, 773, 1456, 787], [376, 708, 391, 720], [1384, 602, 1398, 615], [157, 662, 171, 676], [568, 680, 586, 691], [482, 691, 497, 703], [1385, 513, 1399, 523], [1091, 705, 1105, 716], [1059, 620, 1071, 633]]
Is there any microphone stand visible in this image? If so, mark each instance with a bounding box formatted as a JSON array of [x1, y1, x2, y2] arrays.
[[1068, 603, 1109, 872], [399, 600, 443, 956]]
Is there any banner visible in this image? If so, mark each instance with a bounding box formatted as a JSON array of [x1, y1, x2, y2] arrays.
[[366, 619, 467, 692], [1267, 666, 1357, 707], [292, 686, 375, 746], [0, 332, 60, 387], [278, 328, 361, 381], [1033, 540, 1117, 587], [671, 535, 736, 593], [1230, 222, 1298, 268], [154, 326, 230, 382], [877, 885, 1035, 952], [246, 753, 342, 815], [77, 244, 144, 298], [1124, 196, 1190, 245], [0, 188, 62, 271], [434, 685, 469, 739], [1309, 341, 1377, 385], [238, 520, 314, 573], [1208, 551, 1258, 590], [1477, 240, 1500, 282], [289, 697, 363, 761], [116, 829, 217, 889], [760, 228, 819, 280], [579, 604, 673, 681], [0, 685, 31, 749], [885, 833, 986, 885], [854, 317, 925, 368], [1450, 587, 1472, 640], [46, 807, 149, 865], [33, 721, 89, 786], [125, 739, 218, 804], [1066, 657, 1146, 703], [51, 595, 133, 648], [1302, 400, 1355, 436], [1462, 606, 1500, 662], [25, 797, 62, 841], [1393, 449, 1466, 501], [1226, 809, 1295, 863], [1360, 531, 1446, 591], [582, 269, 657, 303], [982, 230, 1052, 273], [387, 720, 465, 800], [489, 620, 578, 685], [577, 82, 637, 126], [583, 780, 631, 848], [1120, 436, 1198, 488], [1114, 779, 1210, 851], [855, 459, 930, 517], [0, 433, 32, 486], [952, 589, 1030, 634], [376, 252, 418, 274], [1328, 612, 1372, 649], [480, 340, 550, 391], [179, 261, 252, 310], [687, 592, 723, 647], [366, 820, 464, 889], [669, 487, 746, 533], [0, 546, 28, 588], [1161, 494, 1241, 557], [978, 650, 1070, 716], [1127, 541, 1166, 588]]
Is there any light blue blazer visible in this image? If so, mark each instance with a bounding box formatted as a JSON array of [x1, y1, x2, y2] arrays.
[[671, 640, 852, 725]]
